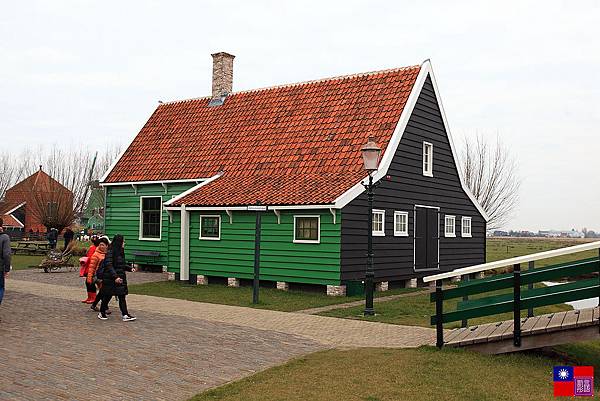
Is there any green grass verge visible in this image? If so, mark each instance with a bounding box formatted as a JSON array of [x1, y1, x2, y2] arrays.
[[487, 237, 597, 271], [10, 255, 44, 270], [318, 289, 572, 328], [128, 281, 419, 312], [190, 346, 599, 401]]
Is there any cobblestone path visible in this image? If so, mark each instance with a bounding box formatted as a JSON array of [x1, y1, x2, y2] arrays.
[[0, 276, 436, 400]]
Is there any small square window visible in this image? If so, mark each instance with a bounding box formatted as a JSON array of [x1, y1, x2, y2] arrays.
[[394, 211, 409, 236], [423, 142, 433, 177], [372, 209, 385, 236], [200, 216, 221, 240], [462, 217, 472, 238], [294, 216, 320, 243], [445, 215, 456, 237]]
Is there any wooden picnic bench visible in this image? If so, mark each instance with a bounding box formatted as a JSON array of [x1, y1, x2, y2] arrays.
[[11, 241, 51, 256]]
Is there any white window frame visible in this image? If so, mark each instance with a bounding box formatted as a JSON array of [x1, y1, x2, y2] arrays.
[[139, 196, 163, 241], [393, 211, 409, 237], [199, 215, 221, 240], [423, 141, 433, 177], [461, 216, 472, 238], [372, 209, 386, 236], [293, 215, 321, 244], [444, 215, 456, 238]]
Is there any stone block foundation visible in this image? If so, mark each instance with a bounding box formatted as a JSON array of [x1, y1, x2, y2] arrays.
[[228, 278, 240, 287], [375, 281, 389, 292], [405, 278, 418, 288], [166, 272, 176, 281], [276, 281, 289, 291], [326, 285, 346, 297], [197, 275, 208, 285]]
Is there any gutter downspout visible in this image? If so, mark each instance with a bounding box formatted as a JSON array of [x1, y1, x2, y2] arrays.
[[180, 204, 190, 281]]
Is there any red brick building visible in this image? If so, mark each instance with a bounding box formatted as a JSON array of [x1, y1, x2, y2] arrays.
[[0, 168, 73, 233]]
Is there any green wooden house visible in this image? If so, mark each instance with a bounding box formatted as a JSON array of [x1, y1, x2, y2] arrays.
[[101, 53, 488, 295]]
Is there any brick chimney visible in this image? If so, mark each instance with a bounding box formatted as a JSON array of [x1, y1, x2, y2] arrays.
[[211, 52, 235, 100]]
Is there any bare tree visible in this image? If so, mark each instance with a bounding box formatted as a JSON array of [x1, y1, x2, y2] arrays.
[[459, 134, 521, 230], [26, 172, 76, 232], [9, 144, 122, 229], [0, 152, 26, 201]]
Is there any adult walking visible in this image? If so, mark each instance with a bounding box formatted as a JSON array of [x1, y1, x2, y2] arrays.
[[63, 227, 74, 250], [0, 218, 12, 312], [98, 234, 136, 321], [89, 236, 110, 312], [80, 236, 99, 303], [47, 228, 58, 249]]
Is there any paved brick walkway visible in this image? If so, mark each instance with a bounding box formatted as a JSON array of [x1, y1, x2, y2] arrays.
[[1, 276, 436, 400], [12, 268, 166, 288]]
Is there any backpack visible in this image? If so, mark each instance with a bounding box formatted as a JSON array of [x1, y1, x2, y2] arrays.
[[96, 258, 108, 280]]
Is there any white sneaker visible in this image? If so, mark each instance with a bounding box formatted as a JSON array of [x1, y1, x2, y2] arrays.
[[122, 315, 137, 322], [97, 313, 108, 320]]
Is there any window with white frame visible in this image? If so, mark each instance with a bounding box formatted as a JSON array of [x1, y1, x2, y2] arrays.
[[444, 215, 456, 237], [423, 142, 433, 177], [200, 215, 221, 240], [372, 209, 385, 236], [294, 216, 320, 243], [139, 196, 162, 240], [394, 211, 409, 236], [461, 217, 472, 237]]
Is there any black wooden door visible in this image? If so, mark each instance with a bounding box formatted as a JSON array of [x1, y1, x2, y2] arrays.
[[414, 206, 439, 271]]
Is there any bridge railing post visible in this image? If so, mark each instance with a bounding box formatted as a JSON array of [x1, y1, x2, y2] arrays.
[[513, 263, 521, 347], [436, 279, 444, 348], [461, 274, 469, 328], [527, 261, 534, 318]]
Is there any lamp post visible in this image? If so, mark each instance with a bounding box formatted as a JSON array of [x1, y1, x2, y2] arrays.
[[361, 137, 381, 316]]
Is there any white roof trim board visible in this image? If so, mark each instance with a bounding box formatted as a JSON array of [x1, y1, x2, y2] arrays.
[[3, 202, 26, 215], [4, 214, 24, 228], [101, 179, 206, 187], [333, 60, 489, 221], [163, 173, 224, 206]]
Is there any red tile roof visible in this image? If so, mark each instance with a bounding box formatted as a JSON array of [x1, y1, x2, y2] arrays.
[[2, 213, 23, 228], [104, 65, 421, 206]]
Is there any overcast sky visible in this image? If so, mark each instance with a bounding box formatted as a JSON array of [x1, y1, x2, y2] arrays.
[[1, 1, 598, 231]]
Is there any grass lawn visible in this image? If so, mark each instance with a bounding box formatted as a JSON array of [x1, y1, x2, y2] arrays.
[[318, 289, 572, 328], [128, 281, 419, 312], [487, 237, 597, 271], [190, 345, 600, 401], [10, 254, 44, 270]]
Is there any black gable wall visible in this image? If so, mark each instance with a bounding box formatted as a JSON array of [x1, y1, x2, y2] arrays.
[[340, 75, 486, 283]]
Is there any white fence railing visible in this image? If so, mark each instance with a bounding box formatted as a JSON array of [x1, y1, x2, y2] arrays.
[[423, 240, 600, 283]]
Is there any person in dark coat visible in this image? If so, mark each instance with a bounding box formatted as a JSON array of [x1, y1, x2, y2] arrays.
[[63, 227, 74, 250], [0, 218, 12, 313], [98, 234, 136, 321], [47, 228, 58, 249]]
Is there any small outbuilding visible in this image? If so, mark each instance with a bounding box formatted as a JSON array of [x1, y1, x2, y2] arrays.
[[101, 53, 488, 294]]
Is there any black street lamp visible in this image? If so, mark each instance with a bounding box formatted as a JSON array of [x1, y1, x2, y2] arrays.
[[361, 137, 381, 316]]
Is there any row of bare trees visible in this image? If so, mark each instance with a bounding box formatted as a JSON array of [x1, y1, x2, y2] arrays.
[[0, 145, 121, 231]]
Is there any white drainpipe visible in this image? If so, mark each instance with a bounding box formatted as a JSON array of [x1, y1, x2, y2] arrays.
[[180, 204, 190, 281]]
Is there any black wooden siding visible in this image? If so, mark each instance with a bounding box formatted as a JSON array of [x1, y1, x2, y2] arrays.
[[340, 75, 486, 282]]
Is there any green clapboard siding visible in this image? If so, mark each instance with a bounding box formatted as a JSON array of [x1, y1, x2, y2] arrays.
[[187, 209, 342, 285], [104, 183, 194, 267]]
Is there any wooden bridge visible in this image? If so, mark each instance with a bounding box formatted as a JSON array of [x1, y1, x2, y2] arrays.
[[423, 241, 600, 354]]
